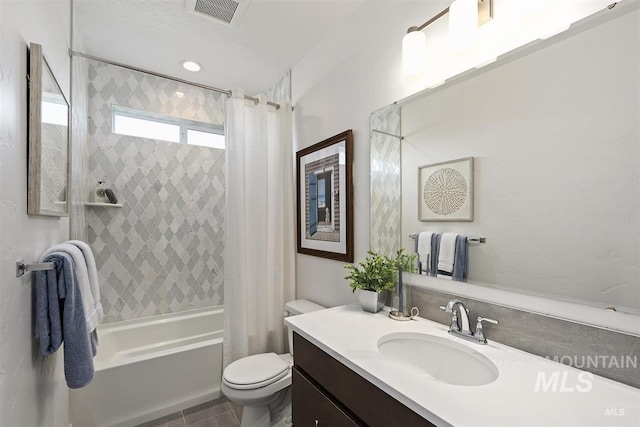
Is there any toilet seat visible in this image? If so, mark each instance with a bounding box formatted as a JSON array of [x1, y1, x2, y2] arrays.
[[223, 353, 290, 390]]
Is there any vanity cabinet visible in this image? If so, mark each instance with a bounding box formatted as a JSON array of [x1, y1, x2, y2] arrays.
[[292, 368, 360, 426], [292, 332, 435, 427]]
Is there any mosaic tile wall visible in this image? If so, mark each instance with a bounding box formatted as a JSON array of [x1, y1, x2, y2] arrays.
[[86, 61, 226, 323], [370, 105, 402, 257]]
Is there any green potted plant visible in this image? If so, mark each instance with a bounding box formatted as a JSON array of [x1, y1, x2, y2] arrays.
[[344, 251, 395, 313]]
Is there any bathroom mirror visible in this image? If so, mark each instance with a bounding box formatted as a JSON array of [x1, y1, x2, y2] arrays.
[[371, 2, 639, 315], [27, 42, 69, 217]]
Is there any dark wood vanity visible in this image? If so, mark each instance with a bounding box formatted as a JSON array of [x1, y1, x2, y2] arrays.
[[292, 332, 436, 426]]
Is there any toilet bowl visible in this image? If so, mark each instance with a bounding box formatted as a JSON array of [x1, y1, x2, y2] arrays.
[[221, 300, 325, 427]]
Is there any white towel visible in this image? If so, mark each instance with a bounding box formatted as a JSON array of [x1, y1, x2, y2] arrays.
[[438, 233, 458, 274], [40, 243, 99, 332], [417, 232, 433, 274], [67, 240, 103, 324]]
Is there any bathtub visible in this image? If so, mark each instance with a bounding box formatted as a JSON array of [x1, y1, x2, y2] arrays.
[[70, 306, 224, 427]]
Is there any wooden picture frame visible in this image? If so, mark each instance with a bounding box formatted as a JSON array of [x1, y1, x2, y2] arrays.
[[418, 157, 474, 222], [296, 130, 353, 262]]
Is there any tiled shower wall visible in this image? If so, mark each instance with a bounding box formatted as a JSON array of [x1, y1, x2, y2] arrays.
[[370, 105, 401, 258], [86, 61, 226, 323]]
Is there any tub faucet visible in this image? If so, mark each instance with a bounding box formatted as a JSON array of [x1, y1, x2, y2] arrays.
[[440, 299, 498, 344]]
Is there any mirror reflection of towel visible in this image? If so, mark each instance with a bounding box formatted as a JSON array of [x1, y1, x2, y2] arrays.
[[434, 234, 468, 282], [438, 233, 458, 274], [416, 232, 433, 274], [430, 234, 440, 277], [452, 235, 468, 282]]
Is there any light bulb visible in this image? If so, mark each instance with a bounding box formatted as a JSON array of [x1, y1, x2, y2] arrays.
[[402, 29, 427, 76], [449, 0, 478, 52], [180, 60, 202, 72]]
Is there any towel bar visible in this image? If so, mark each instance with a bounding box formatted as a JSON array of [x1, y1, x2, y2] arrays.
[[16, 260, 54, 277], [409, 234, 486, 244]]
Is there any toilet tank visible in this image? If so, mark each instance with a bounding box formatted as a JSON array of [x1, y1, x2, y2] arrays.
[[284, 299, 325, 354]]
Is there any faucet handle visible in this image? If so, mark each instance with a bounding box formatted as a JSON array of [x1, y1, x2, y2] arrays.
[[450, 309, 460, 332], [440, 305, 460, 331], [473, 317, 499, 344]]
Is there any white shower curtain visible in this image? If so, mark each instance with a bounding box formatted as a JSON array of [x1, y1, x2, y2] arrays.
[[223, 88, 296, 367]]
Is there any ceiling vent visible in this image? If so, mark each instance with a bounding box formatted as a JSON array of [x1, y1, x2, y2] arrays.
[[185, 0, 250, 28]]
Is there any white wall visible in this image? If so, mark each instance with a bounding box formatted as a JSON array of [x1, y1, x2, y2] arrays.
[[292, 0, 616, 307], [0, 1, 72, 425]]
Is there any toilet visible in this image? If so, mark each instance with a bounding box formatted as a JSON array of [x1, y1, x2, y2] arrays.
[[221, 299, 325, 427]]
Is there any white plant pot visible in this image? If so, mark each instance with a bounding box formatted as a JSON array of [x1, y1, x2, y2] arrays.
[[359, 289, 386, 313]]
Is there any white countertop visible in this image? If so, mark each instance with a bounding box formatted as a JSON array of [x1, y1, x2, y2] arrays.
[[285, 304, 640, 427]]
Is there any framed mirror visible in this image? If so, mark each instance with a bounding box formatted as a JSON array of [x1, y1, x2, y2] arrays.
[[28, 42, 69, 216]]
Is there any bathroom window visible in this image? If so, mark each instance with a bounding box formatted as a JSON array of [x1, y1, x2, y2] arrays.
[[42, 93, 69, 126], [112, 105, 224, 149]]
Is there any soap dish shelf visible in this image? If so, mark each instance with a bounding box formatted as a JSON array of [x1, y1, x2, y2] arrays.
[[85, 202, 123, 208]]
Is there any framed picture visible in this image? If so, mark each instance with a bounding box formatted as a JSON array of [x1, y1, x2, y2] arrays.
[[296, 130, 354, 262], [418, 157, 474, 222]]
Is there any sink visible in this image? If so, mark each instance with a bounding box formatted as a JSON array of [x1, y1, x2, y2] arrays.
[[377, 332, 499, 386]]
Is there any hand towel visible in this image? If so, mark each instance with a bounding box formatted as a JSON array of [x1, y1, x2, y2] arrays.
[[417, 232, 433, 275], [67, 240, 103, 323], [35, 252, 94, 388], [40, 243, 98, 332], [438, 233, 458, 274], [452, 235, 469, 282]]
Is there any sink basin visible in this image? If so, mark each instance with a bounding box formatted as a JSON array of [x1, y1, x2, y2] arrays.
[[377, 332, 499, 386]]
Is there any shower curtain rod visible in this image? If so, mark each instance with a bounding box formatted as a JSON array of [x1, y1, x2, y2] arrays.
[[70, 50, 281, 110]]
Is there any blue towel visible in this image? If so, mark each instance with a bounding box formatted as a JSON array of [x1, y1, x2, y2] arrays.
[[430, 233, 440, 277], [452, 235, 469, 282], [35, 252, 94, 388]]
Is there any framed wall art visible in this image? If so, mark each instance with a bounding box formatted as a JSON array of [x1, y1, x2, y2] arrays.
[[418, 157, 474, 222], [296, 130, 353, 262]]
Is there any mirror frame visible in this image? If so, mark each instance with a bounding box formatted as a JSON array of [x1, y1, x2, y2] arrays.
[[27, 42, 70, 217], [369, 1, 640, 336]]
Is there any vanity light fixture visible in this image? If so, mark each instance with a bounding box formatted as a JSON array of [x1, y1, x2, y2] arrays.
[[402, 0, 493, 76], [180, 60, 202, 72], [449, 0, 479, 51]]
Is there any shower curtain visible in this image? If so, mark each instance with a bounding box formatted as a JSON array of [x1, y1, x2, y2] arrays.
[[223, 88, 295, 367]]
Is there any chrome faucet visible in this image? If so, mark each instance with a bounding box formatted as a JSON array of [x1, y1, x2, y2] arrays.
[[440, 299, 498, 344], [442, 299, 471, 334]]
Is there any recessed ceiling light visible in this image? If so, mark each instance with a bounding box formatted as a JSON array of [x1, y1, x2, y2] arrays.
[[180, 60, 202, 72]]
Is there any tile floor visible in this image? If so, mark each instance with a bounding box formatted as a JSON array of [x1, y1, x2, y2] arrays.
[[136, 396, 242, 427]]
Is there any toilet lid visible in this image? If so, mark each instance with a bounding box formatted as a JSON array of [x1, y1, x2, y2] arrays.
[[223, 353, 290, 390]]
